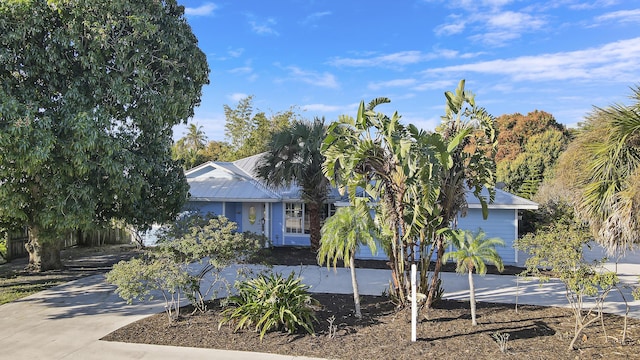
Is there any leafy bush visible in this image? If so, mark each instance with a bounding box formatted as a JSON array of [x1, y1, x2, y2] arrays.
[[106, 255, 196, 321], [219, 271, 319, 340], [107, 214, 263, 322]]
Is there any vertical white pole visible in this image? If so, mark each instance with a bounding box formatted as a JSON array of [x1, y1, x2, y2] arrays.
[[411, 263, 417, 342]]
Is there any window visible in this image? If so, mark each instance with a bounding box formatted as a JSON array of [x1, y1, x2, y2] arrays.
[[285, 203, 303, 234], [285, 202, 336, 234]]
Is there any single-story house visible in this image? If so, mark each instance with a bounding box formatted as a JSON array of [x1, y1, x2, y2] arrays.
[[185, 153, 538, 265]]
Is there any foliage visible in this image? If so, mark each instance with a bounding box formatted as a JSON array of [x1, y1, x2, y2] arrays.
[[497, 128, 570, 199], [223, 95, 300, 160], [516, 222, 624, 350], [424, 80, 499, 307], [256, 118, 329, 251], [495, 110, 569, 162], [322, 80, 497, 309], [0, 0, 209, 271], [172, 123, 212, 169], [322, 96, 429, 302], [106, 256, 194, 321], [442, 229, 504, 325], [443, 229, 504, 275], [566, 87, 640, 253], [317, 200, 378, 317], [107, 215, 263, 322], [219, 271, 319, 340]]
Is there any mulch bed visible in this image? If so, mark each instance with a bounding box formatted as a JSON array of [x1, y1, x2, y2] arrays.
[[103, 293, 640, 359], [102, 246, 640, 359]]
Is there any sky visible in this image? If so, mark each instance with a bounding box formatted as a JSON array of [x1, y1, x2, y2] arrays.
[[174, 0, 640, 142]]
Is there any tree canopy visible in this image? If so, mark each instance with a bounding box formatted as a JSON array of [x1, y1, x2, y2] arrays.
[[223, 95, 299, 160], [0, 0, 209, 270], [495, 111, 571, 198]]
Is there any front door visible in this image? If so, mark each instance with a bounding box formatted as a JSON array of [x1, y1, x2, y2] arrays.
[[242, 203, 264, 235]]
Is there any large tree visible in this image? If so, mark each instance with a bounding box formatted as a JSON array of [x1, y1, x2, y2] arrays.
[[256, 118, 329, 251], [495, 111, 570, 198], [0, 0, 209, 271]]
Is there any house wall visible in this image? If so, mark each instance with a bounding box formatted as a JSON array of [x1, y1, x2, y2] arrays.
[[457, 208, 517, 264], [355, 208, 519, 264], [189, 201, 243, 228], [269, 203, 285, 246], [188, 201, 224, 216]]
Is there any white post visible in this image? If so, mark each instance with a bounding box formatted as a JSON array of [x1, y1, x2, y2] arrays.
[[411, 263, 417, 342]]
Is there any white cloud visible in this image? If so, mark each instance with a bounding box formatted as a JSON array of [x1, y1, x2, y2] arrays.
[[435, 20, 466, 36], [301, 11, 332, 25], [485, 11, 546, 31], [184, 3, 217, 16], [285, 66, 339, 88], [423, 37, 640, 82], [229, 66, 253, 74], [228, 93, 249, 102], [368, 79, 417, 91], [227, 48, 244, 58], [596, 9, 640, 23], [250, 18, 279, 36], [329, 49, 475, 68], [302, 103, 343, 112]]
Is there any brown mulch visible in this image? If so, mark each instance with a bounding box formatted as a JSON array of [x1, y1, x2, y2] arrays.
[[102, 246, 640, 359]]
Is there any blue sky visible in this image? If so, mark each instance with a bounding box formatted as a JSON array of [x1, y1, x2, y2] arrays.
[[175, 0, 640, 142]]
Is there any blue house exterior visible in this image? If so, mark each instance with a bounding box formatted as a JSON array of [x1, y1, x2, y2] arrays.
[[185, 154, 538, 265]]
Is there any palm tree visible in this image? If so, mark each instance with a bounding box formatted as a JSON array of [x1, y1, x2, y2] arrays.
[[317, 200, 378, 318], [184, 123, 207, 151], [442, 229, 504, 325], [256, 118, 329, 251], [572, 86, 640, 254]]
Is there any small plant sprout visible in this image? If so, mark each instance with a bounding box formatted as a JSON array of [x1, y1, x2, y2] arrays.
[[327, 315, 337, 339], [492, 331, 510, 353]]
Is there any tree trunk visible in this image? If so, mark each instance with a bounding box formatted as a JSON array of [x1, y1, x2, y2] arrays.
[[307, 201, 322, 251], [469, 269, 477, 326], [349, 255, 362, 318], [25, 225, 63, 272], [426, 234, 445, 308]]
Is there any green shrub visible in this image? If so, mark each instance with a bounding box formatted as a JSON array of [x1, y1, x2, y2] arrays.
[[219, 271, 319, 340], [107, 215, 263, 322]]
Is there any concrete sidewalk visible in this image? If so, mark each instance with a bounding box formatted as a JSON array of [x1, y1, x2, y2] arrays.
[[0, 263, 639, 359]]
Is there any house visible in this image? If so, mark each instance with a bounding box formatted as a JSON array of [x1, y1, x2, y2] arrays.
[[185, 154, 538, 265]]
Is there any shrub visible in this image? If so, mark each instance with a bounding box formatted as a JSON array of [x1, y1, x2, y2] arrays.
[[107, 214, 263, 322], [219, 271, 319, 340]]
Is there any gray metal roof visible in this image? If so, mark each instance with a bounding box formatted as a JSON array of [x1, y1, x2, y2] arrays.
[[467, 188, 538, 210], [185, 156, 538, 210]]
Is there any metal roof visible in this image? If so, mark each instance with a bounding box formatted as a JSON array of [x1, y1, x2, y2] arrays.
[[185, 155, 538, 210]]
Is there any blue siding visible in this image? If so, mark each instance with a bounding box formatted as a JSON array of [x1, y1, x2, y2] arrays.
[[355, 208, 518, 264], [270, 203, 285, 246], [457, 208, 517, 264], [225, 202, 242, 228], [188, 201, 223, 216]]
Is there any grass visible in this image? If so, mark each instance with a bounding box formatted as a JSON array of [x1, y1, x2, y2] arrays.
[[0, 280, 65, 305]]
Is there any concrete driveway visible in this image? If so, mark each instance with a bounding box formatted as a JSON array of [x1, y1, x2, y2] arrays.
[[0, 260, 638, 359]]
